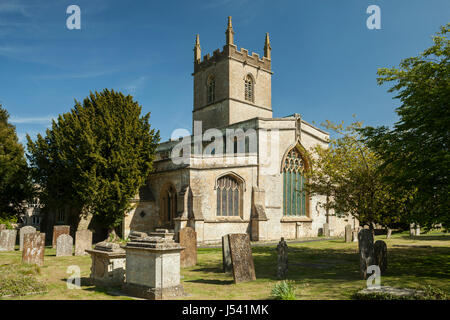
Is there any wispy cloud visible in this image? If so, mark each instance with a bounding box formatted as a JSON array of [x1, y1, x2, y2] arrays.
[[10, 115, 56, 124], [31, 69, 121, 80], [123, 76, 149, 94]]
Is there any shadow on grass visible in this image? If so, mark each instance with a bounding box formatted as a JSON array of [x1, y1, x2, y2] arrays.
[[400, 234, 450, 241], [190, 266, 223, 274], [185, 279, 234, 285]]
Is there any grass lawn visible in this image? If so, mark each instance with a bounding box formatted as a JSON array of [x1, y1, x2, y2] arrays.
[[0, 231, 449, 300]]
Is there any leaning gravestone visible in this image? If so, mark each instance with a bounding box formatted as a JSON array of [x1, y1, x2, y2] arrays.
[[22, 232, 45, 266], [20, 226, 36, 251], [179, 227, 197, 268], [358, 229, 375, 279], [228, 233, 256, 283], [222, 234, 233, 273], [323, 223, 330, 237], [345, 224, 352, 243], [374, 240, 388, 273], [56, 234, 73, 257], [75, 229, 93, 256], [52, 225, 70, 248], [0, 229, 17, 251], [276, 237, 288, 279]]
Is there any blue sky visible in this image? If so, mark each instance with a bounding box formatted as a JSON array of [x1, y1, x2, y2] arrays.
[[0, 0, 449, 144]]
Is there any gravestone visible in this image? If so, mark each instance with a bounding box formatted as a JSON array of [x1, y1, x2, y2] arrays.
[[323, 223, 330, 237], [345, 224, 352, 243], [75, 229, 93, 256], [86, 242, 126, 286], [22, 232, 45, 266], [222, 234, 232, 273], [276, 237, 288, 279], [20, 226, 36, 251], [374, 240, 388, 273], [0, 224, 6, 231], [179, 227, 197, 268], [352, 230, 358, 242], [0, 229, 17, 251], [386, 228, 392, 239], [56, 234, 73, 256], [358, 229, 374, 279], [228, 233, 256, 283], [415, 225, 420, 236], [52, 225, 70, 248]]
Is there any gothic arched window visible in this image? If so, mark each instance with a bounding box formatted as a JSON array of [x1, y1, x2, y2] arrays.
[[244, 75, 254, 102], [207, 75, 215, 104], [216, 175, 241, 216], [160, 184, 177, 228], [282, 147, 308, 216]]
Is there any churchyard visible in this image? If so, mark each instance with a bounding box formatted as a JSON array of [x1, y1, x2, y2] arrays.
[[0, 231, 448, 300]]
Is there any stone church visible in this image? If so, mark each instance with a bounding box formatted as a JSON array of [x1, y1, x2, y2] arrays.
[[122, 17, 354, 243]]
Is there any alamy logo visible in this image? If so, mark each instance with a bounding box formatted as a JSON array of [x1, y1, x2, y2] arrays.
[[66, 265, 81, 289], [366, 265, 381, 289], [366, 5, 381, 30], [66, 5, 81, 30]]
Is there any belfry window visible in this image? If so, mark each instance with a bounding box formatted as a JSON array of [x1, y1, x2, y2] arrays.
[[282, 148, 308, 216], [207, 76, 215, 103], [216, 175, 241, 216], [245, 75, 254, 102]]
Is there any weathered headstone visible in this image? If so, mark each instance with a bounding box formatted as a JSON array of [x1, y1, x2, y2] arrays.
[[276, 237, 288, 279], [222, 234, 232, 273], [20, 226, 36, 251], [415, 225, 420, 236], [56, 234, 73, 257], [179, 227, 197, 268], [75, 229, 93, 256], [52, 225, 70, 248], [323, 223, 330, 237], [86, 241, 126, 286], [374, 240, 388, 273], [345, 224, 352, 243], [22, 232, 45, 266], [358, 229, 374, 279], [352, 230, 358, 242], [0, 229, 17, 251], [228, 233, 256, 283], [386, 228, 392, 239]]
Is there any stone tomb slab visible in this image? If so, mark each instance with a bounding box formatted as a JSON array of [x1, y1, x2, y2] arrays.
[[179, 227, 197, 268], [56, 234, 73, 256], [20, 226, 36, 251], [228, 233, 256, 283], [22, 232, 45, 266], [75, 229, 93, 256], [0, 229, 17, 251], [52, 225, 70, 248]]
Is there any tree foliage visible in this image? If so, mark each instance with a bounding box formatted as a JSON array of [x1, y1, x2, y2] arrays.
[[26, 89, 160, 231], [0, 104, 32, 220], [362, 24, 450, 228], [306, 120, 411, 229]]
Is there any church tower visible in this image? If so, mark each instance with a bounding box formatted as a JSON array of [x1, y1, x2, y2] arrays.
[[192, 17, 273, 132]]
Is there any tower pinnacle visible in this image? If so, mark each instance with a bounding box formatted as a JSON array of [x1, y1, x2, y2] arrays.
[[225, 16, 234, 45], [264, 32, 271, 59], [194, 34, 201, 63]]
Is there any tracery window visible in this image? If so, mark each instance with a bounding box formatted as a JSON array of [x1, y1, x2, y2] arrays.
[[282, 148, 308, 216], [216, 175, 241, 216], [244, 75, 253, 102]]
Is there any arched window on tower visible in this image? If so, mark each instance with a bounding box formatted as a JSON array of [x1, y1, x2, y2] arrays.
[[244, 75, 254, 102], [216, 175, 242, 217], [207, 75, 215, 104], [282, 147, 308, 216]]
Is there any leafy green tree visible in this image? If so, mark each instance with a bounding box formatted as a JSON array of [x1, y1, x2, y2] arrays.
[[0, 104, 32, 220], [362, 24, 450, 229], [27, 89, 160, 238], [306, 121, 411, 231]]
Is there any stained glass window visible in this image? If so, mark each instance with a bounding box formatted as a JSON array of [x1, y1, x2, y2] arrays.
[[245, 75, 253, 102], [282, 148, 307, 216]]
